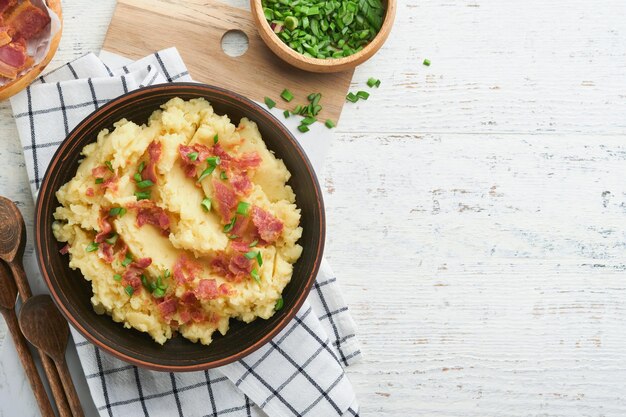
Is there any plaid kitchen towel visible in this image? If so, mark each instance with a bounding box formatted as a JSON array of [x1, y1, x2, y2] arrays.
[[10, 47, 361, 417]]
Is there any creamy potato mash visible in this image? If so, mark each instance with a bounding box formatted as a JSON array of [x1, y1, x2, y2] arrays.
[[52, 98, 303, 345]]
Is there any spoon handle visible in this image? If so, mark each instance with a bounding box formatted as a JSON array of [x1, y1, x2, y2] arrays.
[[56, 358, 85, 417], [0, 308, 55, 417], [41, 352, 73, 417], [8, 258, 32, 300]]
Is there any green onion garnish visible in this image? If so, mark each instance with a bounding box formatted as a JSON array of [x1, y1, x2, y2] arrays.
[[164, 269, 171, 278], [256, 251, 263, 266], [133, 173, 142, 182], [138, 161, 145, 173], [113, 274, 122, 281], [311, 93, 321, 107], [187, 152, 199, 161], [153, 288, 165, 298], [206, 156, 221, 166], [223, 216, 237, 233], [298, 125, 310, 133], [283, 110, 290, 118], [125, 285, 134, 296], [201, 197, 212, 212], [293, 105, 302, 114], [249, 239, 258, 247], [236, 201, 251, 216], [141, 274, 149, 289], [136, 180, 154, 189], [244, 250, 258, 260], [307, 93, 317, 101], [85, 242, 99, 252], [423, 58, 431, 66], [346, 92, 358, 103], [251, 268, 261, 284], [264, 97, 276, 109], [275, 297, 284, 311], [284, 16, 298, 30], [135, 191, 151, 200], [105, 233, 118, 245], [121, 253, 133, 267], [220, 171, 228, 180], [301, 116, 316, 126], [356, 91, 370, 100], [95, 178, 104, 184], [214, 134, 219, 144], [325, 119, 335, 129], [367, 77, 381, 88], [280, 89, 294, 102], [228, 234, 239, 240], [109, 207, 126, 217], [105, 161, 114, 172], [197, 165, 216, 183]]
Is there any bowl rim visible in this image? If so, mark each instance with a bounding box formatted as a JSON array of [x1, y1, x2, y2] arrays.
[[250, 0, 396, 73], [34, 82, 326, 372]]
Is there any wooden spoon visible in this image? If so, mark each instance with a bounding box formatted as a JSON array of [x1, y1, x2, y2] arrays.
[[0, 262, 55, 417], [19, 295, 85, 417], [0, 196, 73, 417]]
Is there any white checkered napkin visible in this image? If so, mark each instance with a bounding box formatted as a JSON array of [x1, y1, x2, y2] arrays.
[[9, 48, 362, 417]]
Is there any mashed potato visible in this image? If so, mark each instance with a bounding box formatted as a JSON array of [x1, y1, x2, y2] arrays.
[[53, 98, 303, 345]]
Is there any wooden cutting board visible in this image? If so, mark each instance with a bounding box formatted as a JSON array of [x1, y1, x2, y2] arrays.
[[103, 0, 354, 123]]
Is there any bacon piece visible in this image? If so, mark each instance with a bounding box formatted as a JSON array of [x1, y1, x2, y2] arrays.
[[218, 283, 233, 296], [85, 187, 94, 197], [4, 1, 50, 40], [131, 200, 170, 233], [98, 242, 114, 263], [230, 240, 251, 253], [251, 206, 283, 243], [173, 255, 200, 284], [0, 38, 28, 79], [95, 213, 113, 243], [178, 292, 204, 324], [196, 279, 218, 300], [122, 258, 152, 293], [144, 141, 161, 184], [212, 179, 237, 223], [0, 28, 12, 47], [91, 165, 107, 178], [157, 297, 177, 321], [210, 253, 230, 277], [117, 243, 128, 261], [101, 175, 118, 192], [229, 173, 252, 196], [229, 254, 253, 277], [233, 152, 262, 171], [180, 291, 198, 304], [0, 0, 17, 14], [231, 215, 250, 236], [178, 143, 212, 178], [59, 244, 70, 255]]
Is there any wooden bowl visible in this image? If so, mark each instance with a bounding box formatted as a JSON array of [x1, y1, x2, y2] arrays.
[[0, 0, 63, 100], [250, 0, 396, 73], [35, 83, 325, 372]]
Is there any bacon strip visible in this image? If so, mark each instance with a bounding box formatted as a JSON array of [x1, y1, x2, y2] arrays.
[[144, 141, 161, 184], [178, 143, 212, 178], [229, 173, 253, 196], [130, 200, 170, 233], [122, 258, 152, 293], [212, 179, 237, 223], [0, 0, 17, 15], [173, 255, 200, 285], [157, 297, 177, 321], [251, 206, 283, 243], [0, 38, 28, 79], [4, 1, 50, 40], [95, 213, 113, 243]]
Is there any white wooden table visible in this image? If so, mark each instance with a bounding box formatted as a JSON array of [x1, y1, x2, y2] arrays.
[[2, 0, 626, 415]]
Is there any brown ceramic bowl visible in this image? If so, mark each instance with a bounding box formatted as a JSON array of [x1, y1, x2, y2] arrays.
[[250, 0, 396, 73], [35, 83, 325, 372]]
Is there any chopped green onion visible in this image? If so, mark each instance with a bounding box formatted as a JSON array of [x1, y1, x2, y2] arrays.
[[275, 297, 284, 311], [85, 242, 99, 252], [236, 201, 251, 216], [153, 288, 165, 298], [149, 281, 157, 291], [228, 234, 239, 239], [220, 171, 228, 180], [325, 119, 335, 129], [298, 124, 310, 133], [280, 89, 294, 102], [164, 269, 171, 278], [136, 180, 154, 189], [201, 197, 212, 212], [311, 93, 321, 107], [95, 178, 104, 184], [346, 92, 358, 103], [356, 91, 370, 100], [283, 110, 290, 118], [244, 250, 258, 260], [251, 268, 261, 284], [264, 97, 276, 109], [301, 116, 316, 125], [125, 285, 134, 296], [109, 207, 126, 217], [207, 156, 221, 166], [187, 152, 199, 161], [105, 161, 114, 172], [138, 161, 145, 174], [133, 173, 142, 182], [423, 58, 431, 66], [256, 251, 263, 266], [293, 105, 302, 114], [249, 239, 259, 247], [197, 165, 216, 183], [121, 253, 133, 267], [214, 134, 219, 144], [307, 93, 317, 101], [284, 16, 299, 30], [135, 191, 151, 200], [105, 233, 118, 245], [367, 77, 381, 88], [113, 274, 122, 282], [223, 216, 237, 233], [141, 274, 149, 289]]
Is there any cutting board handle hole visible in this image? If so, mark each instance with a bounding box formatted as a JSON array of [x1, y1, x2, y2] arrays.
[[221, 30, 249, 57]]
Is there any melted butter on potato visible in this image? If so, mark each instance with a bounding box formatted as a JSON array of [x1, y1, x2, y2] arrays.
[[52, 98, 302, 346]]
